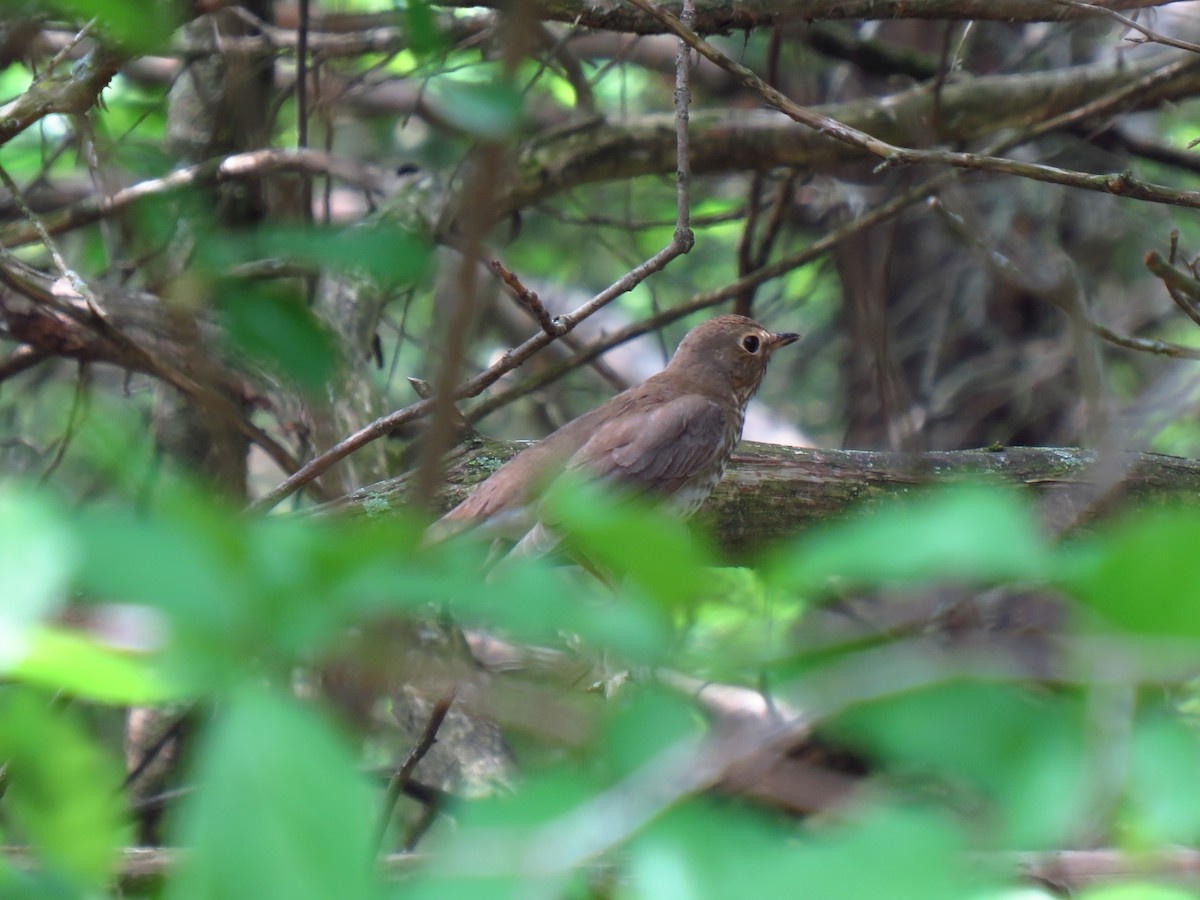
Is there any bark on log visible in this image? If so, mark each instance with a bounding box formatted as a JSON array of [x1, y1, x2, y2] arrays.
[[322, 441, 1200, 559]]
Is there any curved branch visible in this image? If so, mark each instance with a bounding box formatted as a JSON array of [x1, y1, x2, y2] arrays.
[[0, 149, 385, 249], [496, 49, 1200, 223], [327, 443, 1200, 558], [431, 0, 1176, 35], [0, 44, 125, 147]]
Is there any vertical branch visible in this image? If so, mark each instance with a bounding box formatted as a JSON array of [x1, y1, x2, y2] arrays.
[[413, 7, 534, 507], [734, 27, 783, 317], [672, 0, 695, 255], [295, 0, 313, 226], [253, 0, 699, 513]]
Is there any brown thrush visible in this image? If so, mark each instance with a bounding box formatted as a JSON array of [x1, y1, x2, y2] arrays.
[[428, 314, 800, 555]]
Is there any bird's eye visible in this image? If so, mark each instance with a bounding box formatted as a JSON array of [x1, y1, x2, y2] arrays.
[[742, 334, 761, 353]]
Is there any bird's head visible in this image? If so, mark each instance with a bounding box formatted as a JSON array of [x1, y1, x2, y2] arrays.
[[669, 314, 800, 404]]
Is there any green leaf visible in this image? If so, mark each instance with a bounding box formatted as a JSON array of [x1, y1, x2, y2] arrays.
[[426, 78, 523, 139], [10, 627, 181, 705], [50, 0, 178, 53], [543, 477, 716, 611], [217, 283, 339, 390], [405, 0, 443, 55], [168, 689, 380, 900], [1082, 885, 1200, 900], [631, 802, 981, 900], [1065, 507, 1200, 637], [766, 485, 1056, 596], [406, 770, 596, 898], [200, 223, 431, 285], [0, 689, 130, 891], [601, 686, 702, 778], [0, 486, 76, 668], [679, 567, 806, 677], [828, 681, 1088, 846], [1126, 711, 1200, 843], [76, 501, 250, 685], [76, 498, 445, 685]]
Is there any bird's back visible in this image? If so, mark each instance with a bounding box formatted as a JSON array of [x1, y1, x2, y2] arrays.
[[428, 372, 733, 542]]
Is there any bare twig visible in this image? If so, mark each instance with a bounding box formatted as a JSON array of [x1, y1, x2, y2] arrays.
[[122, 708, 193, 790], [489, 258, 560, 336], [468, 171, 949, 422], [39, 360, 90, 483], [0, 167, 322, 494], [1145, 250, 1200, 329], [374, 689, 456, 854], [1047, 0, 1200, 55], [0, 44, 125, 147], [0, 346, 47, 384], [250, 0, 698, 513], [0, 149, 383, 248], [37, 16, 98, 79], [484, 259, 627, 392], [625, 0, 1200, 211], [933, 199, 1200, 361]]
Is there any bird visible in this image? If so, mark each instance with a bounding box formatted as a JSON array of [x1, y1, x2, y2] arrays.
[[427, 314, 800, 557]]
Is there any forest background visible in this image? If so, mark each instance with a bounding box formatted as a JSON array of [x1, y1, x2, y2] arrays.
[[6, 0, 1200, 897]]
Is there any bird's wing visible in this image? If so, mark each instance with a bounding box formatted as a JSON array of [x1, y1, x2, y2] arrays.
[[564, 393, 727, 496]]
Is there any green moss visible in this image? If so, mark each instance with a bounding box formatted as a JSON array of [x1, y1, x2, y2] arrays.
[[360, 493, 391, 517]]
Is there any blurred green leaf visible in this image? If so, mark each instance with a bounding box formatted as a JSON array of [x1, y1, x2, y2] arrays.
[[427, 78, 523, 139], [76, 498, 249, 686], [602, 686, 701, 778], [217, 282, 339, 390], [1126, 710, 1200, 843], [765, 485, 1057, 596], [406, 770, 595, 899], [405, 0, 442, 55], [445, 542, 675, 662], [75, 492, 474, 687], [49, 0, 178, 53], [679, 567, 806, 677], [0, 486, 76, 667], [11, 627, 181, 705], [631, 803, 982, 900], [1082, 885, 1200, 900], [0, 689, 130, 891], [1065, 507, 1200, 637], [828, 681, 1088, 846], [200, 223, 431, 285], [544, 477, 716, 611], [169, 689, 380, 900]]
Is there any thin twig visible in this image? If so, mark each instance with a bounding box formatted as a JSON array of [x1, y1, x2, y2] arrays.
[[374, 689, 456, 854], [489, 258, 561, 336], [1047, 0, 1200, 55], [483, 259, 628, 392], [1145, 250, 1200, 329], [250, 0, 698, 513], [0, 166, 321, 494], [0, 149, 383, 249], [469, 172, 949, 422], [39, 360, 90, 483], [932, 199, 1200, 360], [37, 16, 98, 80], [624, 0, 1200, 211], [122, 708, 193, 790], [0, 346, 47, 383]]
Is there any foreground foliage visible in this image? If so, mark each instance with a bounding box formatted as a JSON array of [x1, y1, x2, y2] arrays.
[[4, 468, 1200, 899]]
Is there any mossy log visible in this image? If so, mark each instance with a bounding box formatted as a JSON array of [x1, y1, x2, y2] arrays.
[[320, 441, 1200, 559]]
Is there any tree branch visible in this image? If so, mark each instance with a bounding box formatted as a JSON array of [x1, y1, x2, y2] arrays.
[[325, 443, 1200, 557], [430, 0, 1177, 35]]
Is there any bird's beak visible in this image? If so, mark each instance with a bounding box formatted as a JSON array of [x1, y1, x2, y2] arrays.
[[767, 331, 801, 351]]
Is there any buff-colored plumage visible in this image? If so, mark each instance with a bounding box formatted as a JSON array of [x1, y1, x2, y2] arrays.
[[428, 314, 799, 554]]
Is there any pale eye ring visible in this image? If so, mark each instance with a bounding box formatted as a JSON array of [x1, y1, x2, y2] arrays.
[[742, 334, 761, 353]]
